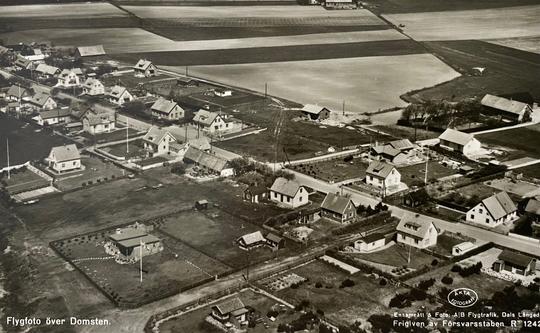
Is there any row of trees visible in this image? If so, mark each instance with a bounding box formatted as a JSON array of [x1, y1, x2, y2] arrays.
[[400, 99, 484, 129]]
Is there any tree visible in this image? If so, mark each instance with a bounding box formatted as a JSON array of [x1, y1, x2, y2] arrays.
[[229, 157, 254, 176]]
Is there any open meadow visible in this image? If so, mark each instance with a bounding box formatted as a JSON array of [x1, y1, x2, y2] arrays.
[[477, 124, 540, 159], [180, 54, 459, 114], [0, 2, 126, 18], [488, 36, 540, 55], [366, 0, 540, 14], [383, 5, 540, 41]]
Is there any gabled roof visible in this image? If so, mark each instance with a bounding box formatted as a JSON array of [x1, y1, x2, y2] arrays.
[[238, 231, 265, 246], [134, 59, 154, 71], [49, 144, 80, 162], [29, 92, 54, 107], [83, 77, 103, 89], [143, 126, 175, 145], [321, 192, 354, 215], [35, 63, 59, 76], [77, 45, 106, 57], [270, 177, 303, 197], [15, 55, 31, 68], [184, 146, 229, 172], [109, 228, 148, 242], [301, 104, 331, 115], [193, 109, 220, 126], [108, 85, 128, 98], [439, 128, 475, 146], [39, 108, 71, 119], [372, 145, 401, 158], [525, 198, 540, 215], [0, 45, 8, 55], [213, 297, 245, 316], [266, 233, 282, 244], [498, 250, 534, 268], [361, 232, 385, 244], [397, 213, 437, 239], [366, 160, 397, 178], [151, 97, 181, 115], [59, 68, 82, 78], [188, 137, 211, 151], [118, 234, 160, 248], [481, 94, 531, 115], [480, 191, 517, 220], [246, 184, 267, 195], [389, 139, 414, 151], [6, 85, 27, 98], [83, 111, 115, 126]]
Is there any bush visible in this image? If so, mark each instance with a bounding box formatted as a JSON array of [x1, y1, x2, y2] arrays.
[[451, 265, 462, 273], [442, 275, 453, 285], [417, 278, 435, 290], [267, 310, 279, 318], [459, 262, 482, 277], [340, 278, 355, 288], [379, 278, 387, 286], [431, 259, 439, 266], [389, 293, 411, 308], [315, 282, 322, 288]]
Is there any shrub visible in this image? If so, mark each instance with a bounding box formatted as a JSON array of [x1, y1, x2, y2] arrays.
[[451, 265, 462, 273], [171, 163, 186, 175], [315, 282, 322, 288], [389, 293, 411, 308], [267, 310, 279, 318], [379, 278, 387, 286], [442, 275, 453, 285], [417, 278, 435, 290], [340, 279, 355, 288], [431, 259, 439, 266]]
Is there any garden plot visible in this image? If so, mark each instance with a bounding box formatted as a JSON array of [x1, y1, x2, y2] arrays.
[[384, 5, 540, 41], [184, 54, 460, 115]]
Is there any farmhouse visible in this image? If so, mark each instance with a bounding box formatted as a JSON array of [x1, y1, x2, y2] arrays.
[[320, 192, 356, 224], [388, 139, 415, 153], [236, 231, 266, 250], [370, 145, 407, 165], [107, 85, 133, 105], [214, 88, 232, 97], [211, 297, 248, 324], [46, 144, 81, 173], [188, 137, 211, 152], [438, 128, 481, 157], [365, 160, 401, 196], [269, 177, 308, 209], [82, 78, 105, 96], [525, 197, 540, 222], [133, 59, 157, 77], [21, 48, 45, 62], [14, 55, 33, 70], [300, 104, 332, 121], [354, 233, 386, 252], [493, 250, 536, 276], [266, 233, 284, 249], [150, 97, 185, 121], [481, 94, 533, 122], [396, 214, 438, 249], [243, 184, 267, 203], [142, 126, 177, 156], [108, 227, 162, 260], [34, 108, 71, 126], [76, 45, 106, 58], [183, 146, 234, 177], [35, 63, 60, 78], [466, 191, 518, 228], [192, 110, 231, 133], [82, 111, 116, 134], [324, 0, 357, 9], [6, 85, 30, 102], [27, 92, 57, 110], [57, 69, 82, 87]]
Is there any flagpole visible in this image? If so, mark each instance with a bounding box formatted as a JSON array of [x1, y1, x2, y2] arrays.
[[139, 239, 143, 283], [126, 116, 129, 154], [6, 138, 10, 180]]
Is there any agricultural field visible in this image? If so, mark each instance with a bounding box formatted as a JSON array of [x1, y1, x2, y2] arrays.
[[383, 5, 540, 41], [0, 3, 126, 18], [0, 114, 70, 169], [274, 259, 408, 325], [488, 36, 540, 55], [180, 54, 459, 115], [365, 0, 540, 14], [410, 40, 540, 102], [515, 163, 540, 179], [477, 124, 540, 159]]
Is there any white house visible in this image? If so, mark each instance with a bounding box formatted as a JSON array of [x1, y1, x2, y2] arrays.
[[82, 78, 105, 96], [210, 297, 248, 324], [82, 111, 116, 134], [150, 97, 185, 121], [396, 214, 438, 249], [466, 191, 518, 228], [107, 86, 133, 106], [192, 110, 231, 134], [27, 92, 57, 111], [57, 69, 82, 87], [46, 144, 81, 173], [438, 129, 481, 157], [142, 126, 177, 156], [300, 104, 332, 121], [6, 85, 30, 102], [365, 160, 401, 196], [354, 233, 386, 252], [214, 88, 232, 97], [34, 108, 71, 126], [34, 63, 60, 78], [133, 59, 157, 77], [269, 177, 308, 209]]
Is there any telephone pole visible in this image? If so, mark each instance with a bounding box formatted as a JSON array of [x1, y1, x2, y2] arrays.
[[424, 147, 429, 185], [126, 117, 129, 154], [6, 138, 10, 180], [139, 240, 143, 283]]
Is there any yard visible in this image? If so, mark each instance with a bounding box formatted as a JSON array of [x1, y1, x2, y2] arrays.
[[398, 161, 458, 187], [99, 139, 147, 160], [0, 167, 50, 194], [290, 157, 367, 183], [477, 124, 540, 159], [274, 259, 408, 325], [83, 127, 143, 145], [158, 288, 297, 333], [52, 155, 125, 191], [347, 243, 438, 270]]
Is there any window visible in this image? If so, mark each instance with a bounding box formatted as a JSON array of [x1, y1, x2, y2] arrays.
[[470, 214, 474, 220], [414, 239, 419, 244], [486, 218, 490, 223], [299, 197, 303, 202], [287, 197, 290, 203], [73, 161, 76, 166], [61, 163, 65, 168], [479, 208, 483, 214]]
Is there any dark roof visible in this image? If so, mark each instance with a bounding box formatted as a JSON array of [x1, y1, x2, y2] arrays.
[[213, 297, 245, 316], [481, 191, 516, 220], [498, 250, 534, 268], [366, 160, 397, 178], [39, 108, 71, 119], [525, 198, 540, 215], [246, 184, 267, 195], [266, 233, 282, 243], [361, 232, 385, 244], [320, 192, 354, 215], [270, 177, 302, 197]]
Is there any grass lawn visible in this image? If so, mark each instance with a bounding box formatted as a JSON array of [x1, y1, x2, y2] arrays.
[[100, 72, 172, 90], [158, 289, 297, 333], [370, 124, 440, 141], [477, 124, 540, 159], [187, 90, 263, 109], [515, 163, 540, 180], [275, 260, 407, 325], [398, 162, 457, 187], [53, 155, 125, 191], [349, 243, 437, 269], [290, 158, 367, 183], [433, 233, 470, 257], [100, 139, 147, 159], [85, 127, 143, 145], [1, 168, 49, 194]]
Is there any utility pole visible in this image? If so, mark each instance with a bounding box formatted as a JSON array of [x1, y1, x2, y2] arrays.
[[6, 138, 10, 180], [126, 116, 129, 154], [139, 240, 143, 283], [264, 82, 268, 98], [342, 100, 345, 116], [424, 147, 429, 185], [185, 66, 189, 77]]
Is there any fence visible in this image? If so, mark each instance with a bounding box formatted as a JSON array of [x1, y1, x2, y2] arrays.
[[27, 163, 53, 182]]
